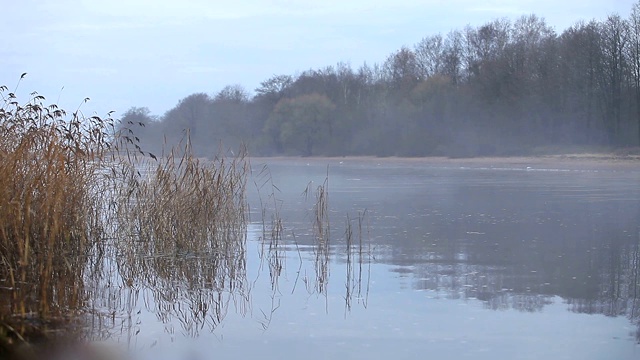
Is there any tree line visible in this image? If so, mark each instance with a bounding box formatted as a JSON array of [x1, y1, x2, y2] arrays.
[[122, 2, 640, 157]]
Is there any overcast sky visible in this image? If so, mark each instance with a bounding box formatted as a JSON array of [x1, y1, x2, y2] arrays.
[[1, 0, 635, 119]]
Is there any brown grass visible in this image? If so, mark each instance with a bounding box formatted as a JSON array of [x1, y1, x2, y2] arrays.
[[105, 138, 251, 336], [303, 170, 330, 299], [0, 79, 251, 349], [0, 81, 118, 357], [0, 86, 112, 320]]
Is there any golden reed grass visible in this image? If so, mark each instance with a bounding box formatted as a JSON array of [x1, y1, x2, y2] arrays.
[[0, 78, 251, 355], [0, 78, 115, 356], [0, 86, 111, 320], [105, 137, 251, 336]]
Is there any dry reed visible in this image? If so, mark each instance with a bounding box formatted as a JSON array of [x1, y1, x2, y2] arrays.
[[0, 79, 115, 355], [303, 171, 330, 301], [344, 210, 370, 315], [252, 164, 285, 292], [0, 76, 372, 355], [101, 136, 251, 337], [0, 78, 252, 352]]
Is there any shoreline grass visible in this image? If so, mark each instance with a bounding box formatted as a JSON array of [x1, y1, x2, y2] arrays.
[[0, 81, 251, 356]]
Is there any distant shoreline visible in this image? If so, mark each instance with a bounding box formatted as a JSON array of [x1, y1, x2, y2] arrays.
[[248, 153, 640, 171]]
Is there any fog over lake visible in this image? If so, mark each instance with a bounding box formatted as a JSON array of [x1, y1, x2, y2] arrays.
[[99, 157, 640, 360]]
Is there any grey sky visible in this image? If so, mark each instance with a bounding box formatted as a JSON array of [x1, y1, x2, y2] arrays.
[[1, 0, 634, 119]]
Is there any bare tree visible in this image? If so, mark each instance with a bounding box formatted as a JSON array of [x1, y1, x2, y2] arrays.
[[414, 34, 444, 78], [627, 1, 640, 143], [215, 84, 249, 103], [382, 46, 421, 97], [441, 30, 464, 85], [463, 19, 512, 80], [599, 14, 629, 143]]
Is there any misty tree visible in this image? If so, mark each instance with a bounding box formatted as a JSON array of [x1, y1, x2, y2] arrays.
[[463, 19, 511, 82], [414, 34, 445, 78], [264, 93, 335, 156], [628, 2, 640, 143], [287, 68, 339, 100], [383, 46, 421, 98], [335, 62, 356, 105], [414, 31, 465, 86], [120, 1, 640, 158], [212, 84, 252, 151], [120, 106, 155, 128], [404, 75, 457, 155], [599, 14, 629, 144], [215, 84, 249, 103], [162, 93, 213, 155], [254, 74, 294, 105], [510, 15, 556, 75], [119, 107, 162, 155], [440, 30, 465, 85], [507, 15, 559, 140], [557, 21, 606, 144], [163, 93, 212, 133]]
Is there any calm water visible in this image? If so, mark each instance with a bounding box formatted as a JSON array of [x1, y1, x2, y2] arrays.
[[103, 158, 640, 360]]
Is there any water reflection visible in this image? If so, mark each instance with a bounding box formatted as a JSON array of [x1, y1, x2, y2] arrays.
[[254, 158, 640, 346], [344, 211, 371, 313], [74, 158, 640, 358], [80, 167, 372, 351]]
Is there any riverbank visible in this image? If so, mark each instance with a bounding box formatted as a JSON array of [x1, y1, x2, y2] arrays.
[[250, 152, 640, 172]]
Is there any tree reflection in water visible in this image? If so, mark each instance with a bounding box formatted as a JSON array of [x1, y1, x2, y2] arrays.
[[392, 218, 640, 342]]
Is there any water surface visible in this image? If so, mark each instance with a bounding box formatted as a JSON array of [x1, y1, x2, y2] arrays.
[[105, 157, 640, 360]]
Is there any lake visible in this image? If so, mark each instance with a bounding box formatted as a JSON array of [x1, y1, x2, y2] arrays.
[[99, 157, 640, 360]]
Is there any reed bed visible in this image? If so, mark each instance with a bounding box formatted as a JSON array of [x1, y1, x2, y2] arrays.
[[111, 138, 249, 275], [0, 81, 114, 355], [0, 79, 252, 354], [106, 139, 251, 336]]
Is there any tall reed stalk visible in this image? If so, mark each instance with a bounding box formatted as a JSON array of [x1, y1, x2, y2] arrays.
[[303, 170, 330, 298], [0, 86, 112, 320]]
